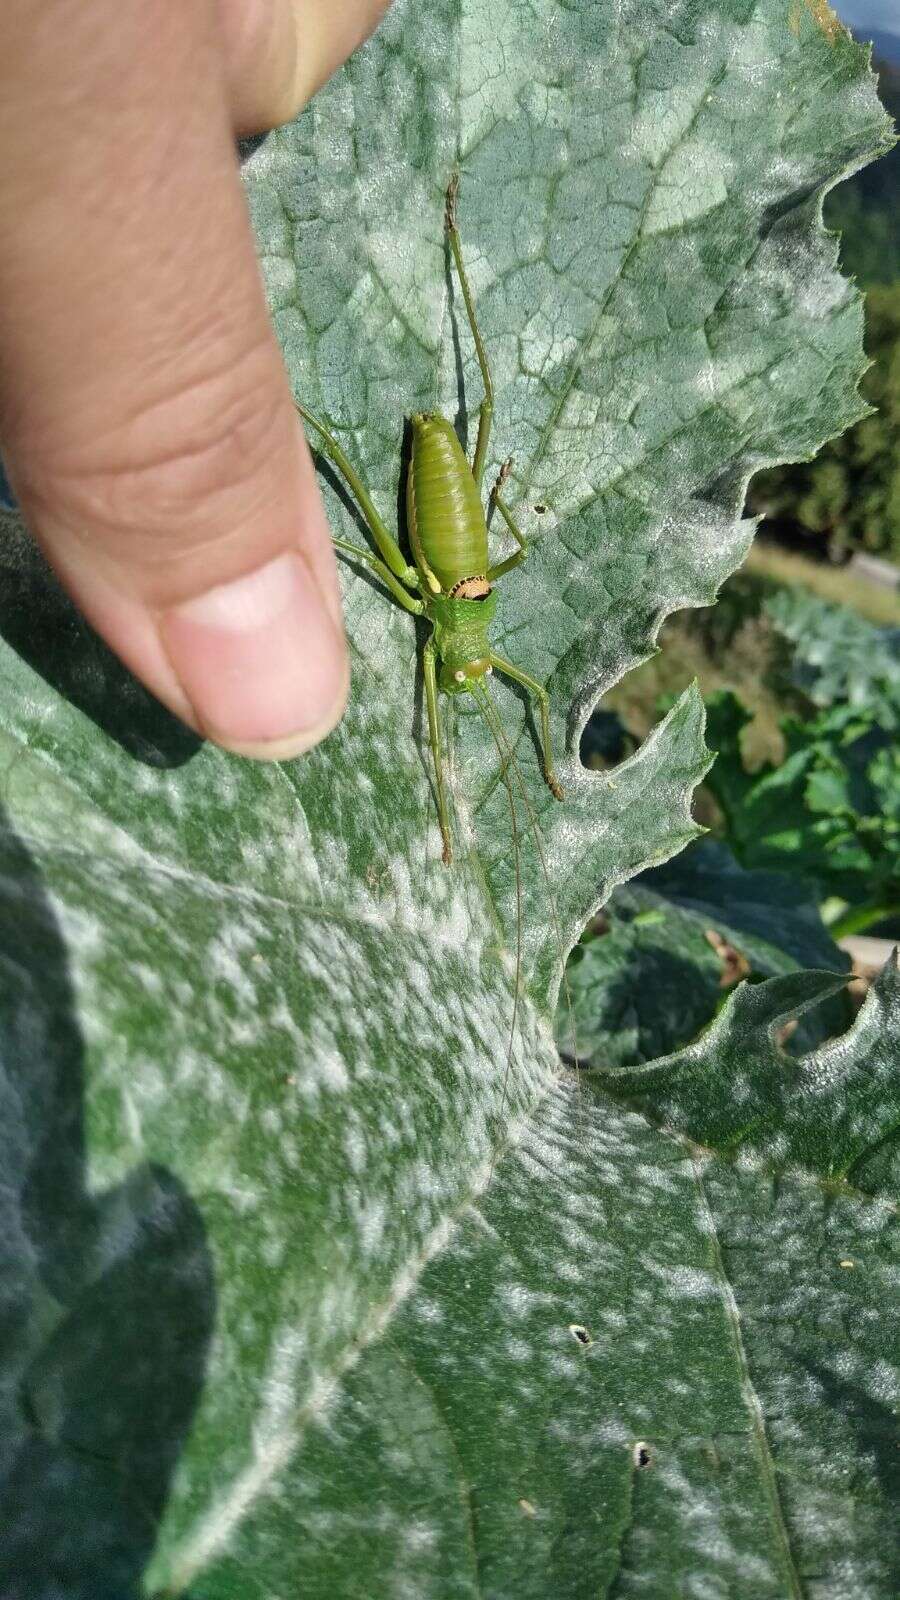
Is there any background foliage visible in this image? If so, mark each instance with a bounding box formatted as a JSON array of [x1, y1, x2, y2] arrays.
[[588, 578, 900, 951]]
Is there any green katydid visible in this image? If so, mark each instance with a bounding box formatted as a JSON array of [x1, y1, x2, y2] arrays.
[[296, 174, 564, 870]]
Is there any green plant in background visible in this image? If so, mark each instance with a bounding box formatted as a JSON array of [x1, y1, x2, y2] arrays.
[[684, 587, 900, 935], [748, 281, 900, 563], [0, 4, 898, 1597], [573, 586, 899, 1055], [766, 582, 900, 719], [705, 688, 900, 935]]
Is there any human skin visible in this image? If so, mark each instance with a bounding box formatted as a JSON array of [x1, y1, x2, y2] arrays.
[[0, 0, 390, 758]]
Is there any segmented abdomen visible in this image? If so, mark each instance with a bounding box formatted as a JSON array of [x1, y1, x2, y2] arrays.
[[408, 415, 489, 591]]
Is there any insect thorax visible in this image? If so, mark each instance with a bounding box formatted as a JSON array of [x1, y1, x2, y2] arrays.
[[428, 590, 497, 690]]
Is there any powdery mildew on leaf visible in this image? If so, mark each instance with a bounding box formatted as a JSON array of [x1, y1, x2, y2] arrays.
[[187, 1085, 899, 1597], [0, 1, 893, 1594], [602, 952, 900, 1183]]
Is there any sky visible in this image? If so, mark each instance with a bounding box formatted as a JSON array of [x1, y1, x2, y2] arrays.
[[834, 0, 900, 32]]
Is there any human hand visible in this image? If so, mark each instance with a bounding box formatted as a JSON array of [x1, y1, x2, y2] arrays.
[[0, 0, 390, 758]]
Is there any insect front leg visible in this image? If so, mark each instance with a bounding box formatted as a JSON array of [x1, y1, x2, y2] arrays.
[[423, 637, 454, 866], [296, 401, 420, 589], [488, 652, 564, 802], [446, 175, 493, 491]]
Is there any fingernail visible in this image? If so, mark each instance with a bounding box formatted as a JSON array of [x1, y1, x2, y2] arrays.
[[159, 551, 348, 757]]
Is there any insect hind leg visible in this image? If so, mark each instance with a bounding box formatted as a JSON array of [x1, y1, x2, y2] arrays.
[[332, 537, 424, 615], [296, 401, 419, 589]]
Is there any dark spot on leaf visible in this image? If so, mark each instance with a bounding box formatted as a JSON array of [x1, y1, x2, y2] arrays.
[[569, 1323, 592, 1347], [534, 503, 548, 515], [633, 1441, 654, 1469]]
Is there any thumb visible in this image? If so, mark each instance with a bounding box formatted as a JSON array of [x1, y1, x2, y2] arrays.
[[0, 0, 348, 759]]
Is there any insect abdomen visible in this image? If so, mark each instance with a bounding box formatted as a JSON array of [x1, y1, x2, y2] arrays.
[[408, 415, 489, 592]]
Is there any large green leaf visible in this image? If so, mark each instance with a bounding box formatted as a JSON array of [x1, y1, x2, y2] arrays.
[[0, 1, 894, 1594], [158, 1073, 900, 1598]]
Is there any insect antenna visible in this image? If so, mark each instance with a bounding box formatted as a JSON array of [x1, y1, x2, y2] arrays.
[[505, 741, 580, 1081], [469, 681, 523, 1148], [471, 681, 580, 1152]]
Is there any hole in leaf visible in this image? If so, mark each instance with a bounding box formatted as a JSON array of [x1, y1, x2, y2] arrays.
[[533, 502, 548, 515], [633, 1441, 654, 1469], [568, 1323, 592, 1347], [579, 708, 636, 772]]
